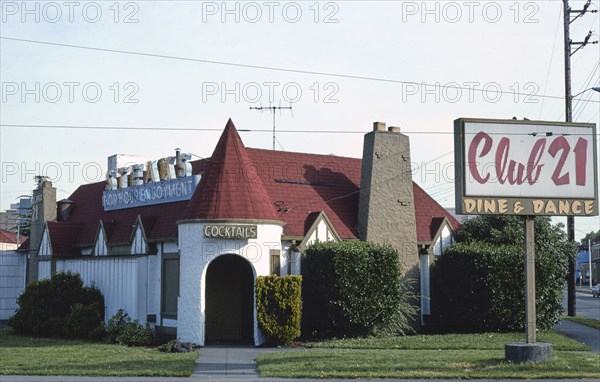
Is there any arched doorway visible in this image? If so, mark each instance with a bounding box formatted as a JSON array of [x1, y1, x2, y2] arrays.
[[205, 255, 254, 343]]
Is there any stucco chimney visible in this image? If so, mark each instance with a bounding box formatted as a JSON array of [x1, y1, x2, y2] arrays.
[[357, 122, 418, 271], [28, 180, 57, 283]]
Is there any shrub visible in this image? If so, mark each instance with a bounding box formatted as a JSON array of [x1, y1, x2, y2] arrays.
[[429, 216, 574, 332], [106, 309, 155, 347], [302, 241, 415, 338], [157, 340, 194, 353], [64, 303, 104, 340], [256, 275, 302, 345], [9, 272, 105, 338]]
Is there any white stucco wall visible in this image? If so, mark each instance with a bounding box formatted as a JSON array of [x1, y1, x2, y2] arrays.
[[177, 220, 284, 346], [0, 250, 26, 320]]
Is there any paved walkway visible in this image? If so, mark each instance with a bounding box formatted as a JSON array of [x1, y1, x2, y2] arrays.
[[191, 343, 289, 379], [554, 319, 600, 353]]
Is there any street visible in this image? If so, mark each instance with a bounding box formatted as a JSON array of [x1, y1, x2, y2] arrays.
[[562, 290, 600, 320], [575, 292, 600, 321]]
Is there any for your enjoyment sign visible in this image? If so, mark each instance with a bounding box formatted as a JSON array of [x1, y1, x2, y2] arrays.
[[454, 118, 598, 216], [103, 175, 200, 211], [102, 149, 200, 211]]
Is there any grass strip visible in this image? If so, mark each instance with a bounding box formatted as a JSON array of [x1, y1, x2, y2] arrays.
[[306, 331, 589, 351], [0, 327, 198, 377], [562, 315, 600, 330], [257, 348, 600, 379]]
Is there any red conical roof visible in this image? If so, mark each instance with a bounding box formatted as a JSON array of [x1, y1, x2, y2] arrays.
[[183, 119, 279, 221]]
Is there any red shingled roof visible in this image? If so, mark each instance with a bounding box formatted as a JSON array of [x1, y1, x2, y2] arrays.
[[0, 228, 24, 244], [17, 237, 30, 251], [246, 148, 362, 238], [43, 119, 459, 256], [413, 183, 461, 242], [183, 119, 278, 221], [46, 222, 83, 258]]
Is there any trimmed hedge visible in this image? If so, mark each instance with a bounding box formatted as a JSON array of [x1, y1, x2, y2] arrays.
[[302, 241, 415, 338], [429, 216, 574, 332], [9, 271, 104, 339], [256, 275, 302, 345]]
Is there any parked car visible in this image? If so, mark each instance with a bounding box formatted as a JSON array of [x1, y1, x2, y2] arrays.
[[592, 284, 600, 298]]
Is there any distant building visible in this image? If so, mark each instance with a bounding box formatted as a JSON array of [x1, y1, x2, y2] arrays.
[[0, 198, 32, 237], [0, 228, 27, 320], [20, 120, 459, 345], [581, 243, 600, 285]]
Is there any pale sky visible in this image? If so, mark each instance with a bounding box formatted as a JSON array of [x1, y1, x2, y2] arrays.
[[1, 0, 599, 240]]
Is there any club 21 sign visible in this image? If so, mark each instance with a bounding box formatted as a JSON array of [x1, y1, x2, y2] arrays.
[[454, 118, 598, 216]]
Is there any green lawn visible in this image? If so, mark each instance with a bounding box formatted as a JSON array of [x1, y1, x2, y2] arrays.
[[562, 315, 600, 330], [305, 331, 590, 350], [0, 327, 198, 377], [258, 332, 600, 379]]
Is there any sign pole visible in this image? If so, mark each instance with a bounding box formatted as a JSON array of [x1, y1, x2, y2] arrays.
[[525, 215, 536, 344]]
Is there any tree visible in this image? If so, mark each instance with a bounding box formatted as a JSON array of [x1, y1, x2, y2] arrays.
[[430, 215, 576, 332], [579, 230, 600, 248]]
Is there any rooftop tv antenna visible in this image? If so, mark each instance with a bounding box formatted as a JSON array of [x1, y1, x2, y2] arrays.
[[250, 102, 293, 150]]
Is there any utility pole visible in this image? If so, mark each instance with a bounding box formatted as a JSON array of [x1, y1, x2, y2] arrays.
[[589, 239, 592, 288], [250, 104, 293, 150], [562, 0, 598, 317]]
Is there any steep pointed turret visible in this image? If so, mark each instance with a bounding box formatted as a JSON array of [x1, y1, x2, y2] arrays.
[[183, 119, 278, 221]]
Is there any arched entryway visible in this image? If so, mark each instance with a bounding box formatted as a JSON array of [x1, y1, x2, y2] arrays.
[[205, 255, 254, 343]]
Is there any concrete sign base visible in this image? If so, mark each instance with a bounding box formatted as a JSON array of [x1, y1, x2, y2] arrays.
[[505, 342, 553, 363]]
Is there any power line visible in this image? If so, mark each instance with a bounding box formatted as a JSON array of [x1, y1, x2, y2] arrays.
[[538, 5, 564, 120], [2, 123, 597, 136], [2, 36, 599, 104]]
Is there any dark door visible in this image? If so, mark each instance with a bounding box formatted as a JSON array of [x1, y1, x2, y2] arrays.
[[205, 255, 254, 343]]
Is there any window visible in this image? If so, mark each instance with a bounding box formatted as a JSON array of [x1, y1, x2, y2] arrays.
[[270, 249, 280, 276], [161, 254, 180, 318]]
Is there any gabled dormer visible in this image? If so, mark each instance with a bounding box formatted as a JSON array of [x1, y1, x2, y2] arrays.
[[298, 211, 341, 252], [37, 223, 53, 257], [131, 215, 148, 255], [92, 221, 109, 256], [429, 217, 455, 258]]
